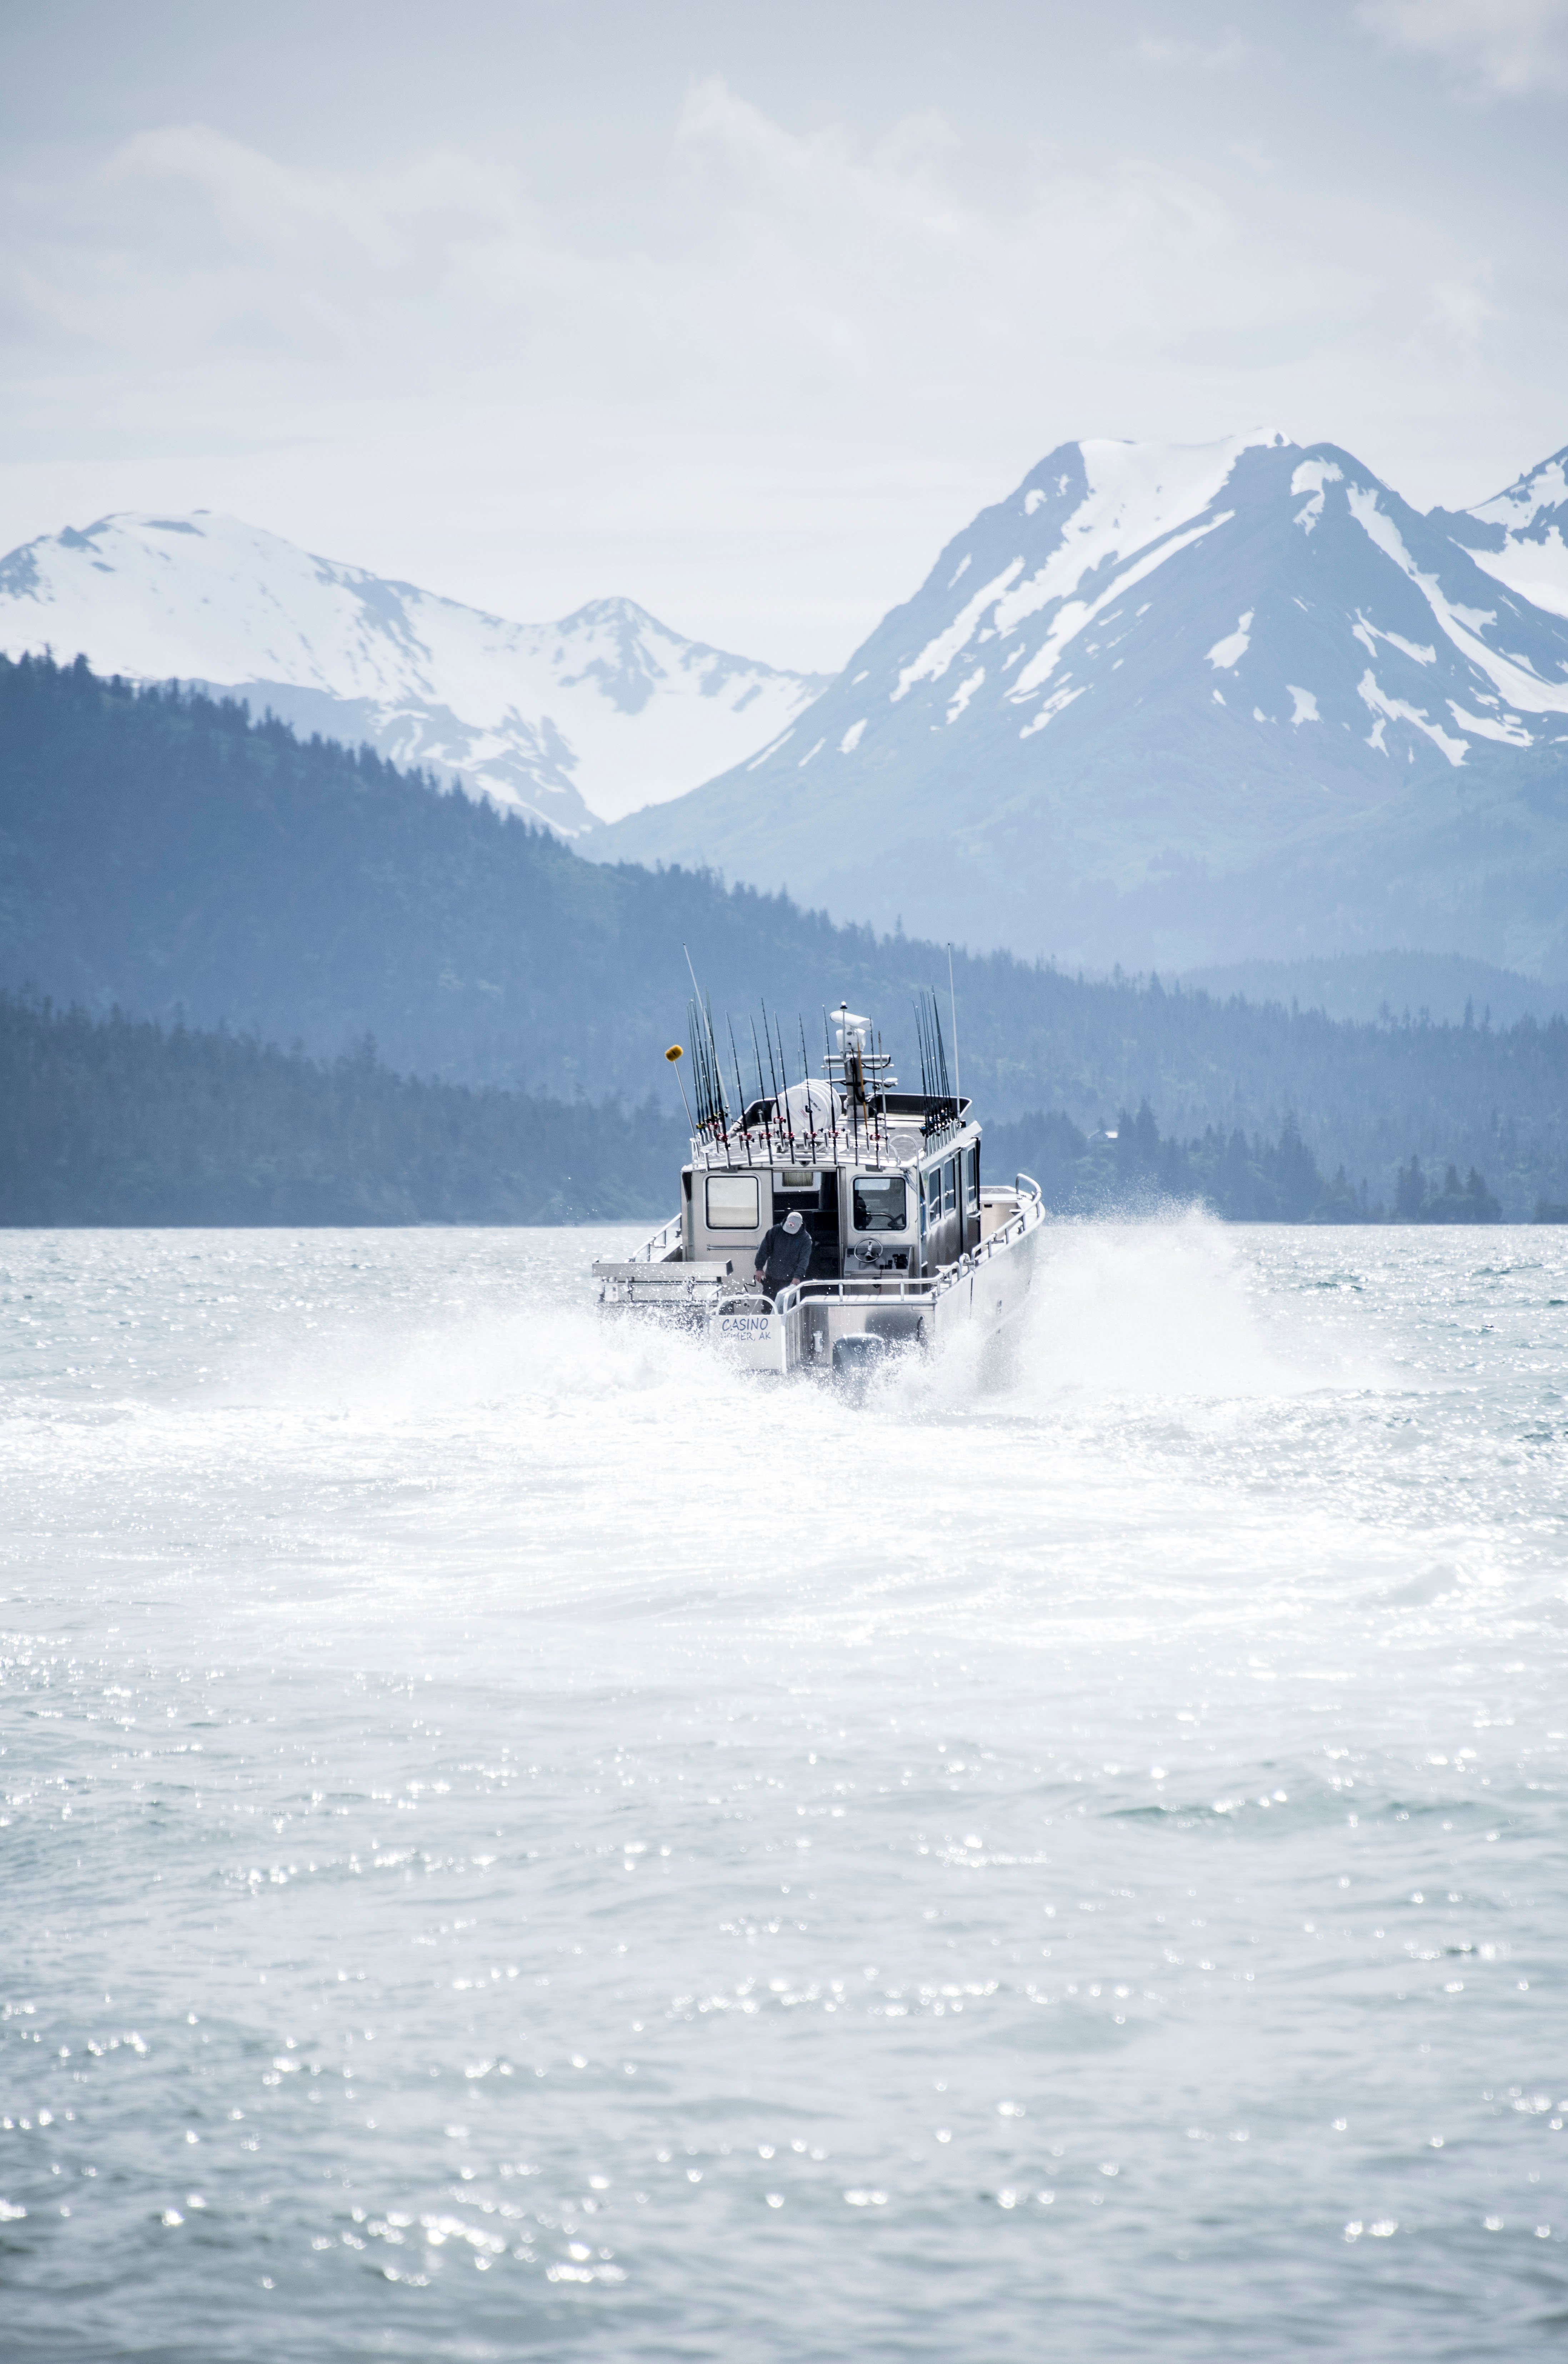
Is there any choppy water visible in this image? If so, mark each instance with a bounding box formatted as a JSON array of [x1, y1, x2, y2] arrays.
[[2, 1219, 1566, 2362]]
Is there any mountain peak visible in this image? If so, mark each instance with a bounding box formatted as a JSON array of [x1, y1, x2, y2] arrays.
[[601, 427, 1568, 976], [0, 511, 827, 829]]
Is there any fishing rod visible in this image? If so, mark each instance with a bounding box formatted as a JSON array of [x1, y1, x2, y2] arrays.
[[727, 1016, 753, 1164], [749, 1015, 770, 1153], [761, 1000, 783, 1110], [761, 1003, 790, 1163]]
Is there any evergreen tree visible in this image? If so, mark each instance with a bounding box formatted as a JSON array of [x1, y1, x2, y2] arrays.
[[1395, 1158, 1427, 1219]]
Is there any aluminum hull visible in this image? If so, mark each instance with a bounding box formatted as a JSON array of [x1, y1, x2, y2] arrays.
[[600, 1179, 1045, 1377]]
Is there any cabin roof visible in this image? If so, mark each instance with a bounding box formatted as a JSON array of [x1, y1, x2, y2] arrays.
[[690, 1097, 978, 1173]]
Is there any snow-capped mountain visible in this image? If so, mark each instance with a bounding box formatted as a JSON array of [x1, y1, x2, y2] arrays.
[[0, 512, 828, 834], [1435, 446, 1568, 622], [600, 433, 1568, 974]]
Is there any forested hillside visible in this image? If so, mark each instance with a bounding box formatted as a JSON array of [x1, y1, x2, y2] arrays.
[[986, 1102, 1509, 1224], [3, 654, 1567, 1213], [0, 993, 1532, 1229], [0, 994, 684, 1225]]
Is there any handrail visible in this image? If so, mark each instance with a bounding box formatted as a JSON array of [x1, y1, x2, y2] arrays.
[[771, 1187, 1045, 1318], [626, 1211, 684, 1266]]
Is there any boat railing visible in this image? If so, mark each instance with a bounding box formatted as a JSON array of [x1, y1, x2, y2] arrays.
[[966, 1172, 1043, 1268], [768, 1176, 1044, 1321], [623, 1212, 684, 1266], [776, 1275, 941, 1313], [593, 1212, 730, 1306]]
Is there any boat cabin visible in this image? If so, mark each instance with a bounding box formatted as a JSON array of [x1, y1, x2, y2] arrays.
[[681, 1096, 987, 1287]]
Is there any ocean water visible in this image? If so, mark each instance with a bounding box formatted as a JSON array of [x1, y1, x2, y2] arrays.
[[2, 1218, 1566, 2363]]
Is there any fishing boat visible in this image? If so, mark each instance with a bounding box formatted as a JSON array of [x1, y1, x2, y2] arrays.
[[593, 993, 1046, 1376]]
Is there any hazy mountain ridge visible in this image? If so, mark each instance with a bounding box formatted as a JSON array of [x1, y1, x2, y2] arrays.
[[0, 510, 829, 834], [3, 654, 1566, 1213], [1179, 951, 1568, 1030], [600, 432, 1568, 975]]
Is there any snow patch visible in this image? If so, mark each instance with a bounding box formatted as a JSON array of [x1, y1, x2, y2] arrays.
[[749, 728, 794, 770], [892, 560, 1025, 701], [1447, 701, 1533, 746], [946, 666, 985, 724], [1287, 684, 1320, 726], [797, 736, 827, 768], [1466, 525, 1568, 623], [1206, 610, 1253, 669], [947, 554, 972, 588], [1005, 514, 1234, 702], [1346, 485, 1568, 717], [1290, 459, 1342, 534], [1019, 684, 1087, 739], [838, 718, 867, 754], [1356, 669, 1468, 765], [1351, 615, 1436, 667]]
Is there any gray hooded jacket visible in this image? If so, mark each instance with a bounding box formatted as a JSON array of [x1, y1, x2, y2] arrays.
[[755, 1216, 813, 1294]]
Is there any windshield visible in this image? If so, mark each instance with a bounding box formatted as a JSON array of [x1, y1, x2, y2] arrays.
[[853, 1174, 908, 1232]]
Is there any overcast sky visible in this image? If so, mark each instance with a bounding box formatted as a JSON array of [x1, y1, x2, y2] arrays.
[[3, 0, 1567, 668]]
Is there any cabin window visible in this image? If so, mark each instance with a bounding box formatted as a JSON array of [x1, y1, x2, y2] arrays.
[[964, 1147, 979, 1212], [706, 1173, 760, 1228], [942, 1159, 957, 1216], [853, 1174, 907, 1233], [780, 1169, 815, 1191]]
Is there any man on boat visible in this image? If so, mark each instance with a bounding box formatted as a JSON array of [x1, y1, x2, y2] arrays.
[[754, 1208, 812, 1299]]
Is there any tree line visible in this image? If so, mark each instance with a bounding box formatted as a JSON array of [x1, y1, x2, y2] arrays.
[[1, 991, 1547, 1229], [987, 1101, 1520, 1224], [0, 992, 686, 1226]]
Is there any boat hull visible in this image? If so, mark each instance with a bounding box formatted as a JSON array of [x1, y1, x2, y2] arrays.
[[708, 1188, 1045, 1376]]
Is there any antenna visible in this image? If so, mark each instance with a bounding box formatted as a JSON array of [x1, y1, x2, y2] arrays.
[[947, 942, 961, 1109]]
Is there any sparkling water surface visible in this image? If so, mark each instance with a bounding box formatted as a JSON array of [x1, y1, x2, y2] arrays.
[[2, 1219, 1566, 2361]]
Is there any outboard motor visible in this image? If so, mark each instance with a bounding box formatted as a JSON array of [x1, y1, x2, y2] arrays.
[[831, 1333, 889, 1393]]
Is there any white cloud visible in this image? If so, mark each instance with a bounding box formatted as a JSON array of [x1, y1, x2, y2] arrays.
[[1358, 0, 1568, 95], [16, 85, 1388, 419], [1133, 32, 1260, 73], [2, 48, 1566, 669]]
